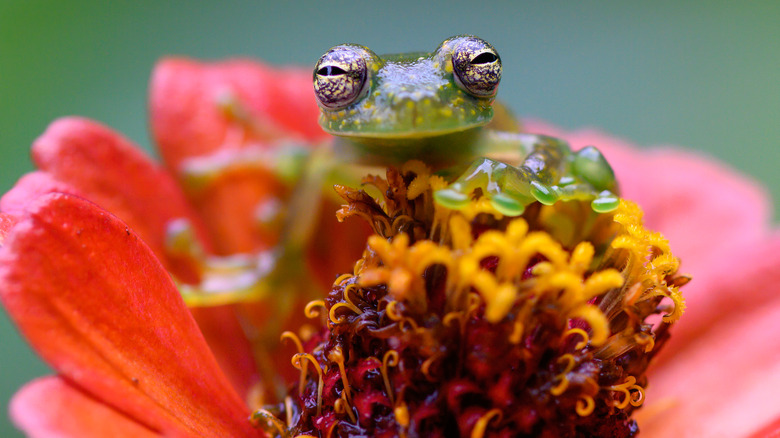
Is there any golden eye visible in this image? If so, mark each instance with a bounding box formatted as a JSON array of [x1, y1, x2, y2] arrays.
[[451, 37, 501, 98], [313, 45, 370, 110]]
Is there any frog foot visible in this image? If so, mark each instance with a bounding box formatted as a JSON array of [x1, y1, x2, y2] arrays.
[[433, 153, 620, 216], [432, 158, 538, 217]]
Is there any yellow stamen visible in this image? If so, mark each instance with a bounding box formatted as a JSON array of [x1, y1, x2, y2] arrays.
[[564, 328, 591, 350], [382, 350, 400, 405], [470, 409, 502, 438], [281, 331, 307, 397], [329, 301, 363, 324], [550, 354, 576, 396], [328, 346, 352, 402], [334, 392, 357, 423], [304, 300, 327, 319], [333, 273, 354, 287], [292, 353, 324, 416], [607, 376, 645, 409], [576, 396, 595, 416], [251, 408, 290, 437]]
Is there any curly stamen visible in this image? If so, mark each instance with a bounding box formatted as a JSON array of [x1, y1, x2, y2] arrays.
[[564, 327, 590, 350], [281, 331, 307, 397], [304, 300, 327, 319], [550, 354, 576, 396], [421, 351, 445, 382], [576, 396, 596, 416], [329, 302, 363, 324], [333, 273, 354, 287], [334, 392, 357, 424], [382, 350, 400, 405], [470, 409, 503, 438], [607, 376, 645, 409], [328, 345, 352, 403], [250, 408, 290, 438], [292, 353, 324, 416]]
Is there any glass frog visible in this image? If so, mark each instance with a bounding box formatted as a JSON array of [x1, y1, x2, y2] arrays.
[[312, 35, 619, 216], [173, 35, 619, 307]]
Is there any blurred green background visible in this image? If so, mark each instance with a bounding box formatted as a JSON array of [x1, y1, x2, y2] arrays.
[[0, 0, 778, 435]]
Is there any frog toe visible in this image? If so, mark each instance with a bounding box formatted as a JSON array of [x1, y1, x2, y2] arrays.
[[590, 190, 620, 213], [573, 146, 617, 191], [530, 181, 561, 205], [490, 192, 526, 216], [433, 186, 472, 210]]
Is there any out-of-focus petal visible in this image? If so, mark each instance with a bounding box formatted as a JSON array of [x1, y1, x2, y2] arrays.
[[748, 415, 780, 438], [192, 171, 285, 254], [189, 305, 261, 401], [638, 295, 780, 438], [10, 377, 159, 438], [658, 234, 780, 359], [307, 203, 373, 285], [0, 172, 81, 217], [0, 213, 18, 245], [149, 58, 327, 171], [0, 193, 260, 437], [27, 117, 213, 279], [149, 59, 331, 254]]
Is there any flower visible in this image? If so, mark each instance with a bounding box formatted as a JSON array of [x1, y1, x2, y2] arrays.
[[1, 58, 778, 437]]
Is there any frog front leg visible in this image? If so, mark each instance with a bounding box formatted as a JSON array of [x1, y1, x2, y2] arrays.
[[434, 133, 620, 215]]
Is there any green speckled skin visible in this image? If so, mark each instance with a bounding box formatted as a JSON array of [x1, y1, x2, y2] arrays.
[[313, 35, 619, 215]]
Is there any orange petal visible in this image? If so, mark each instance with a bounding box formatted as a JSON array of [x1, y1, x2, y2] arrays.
[[149, 57, 327, 171], [10, 377, 159, 437], [640, 296, 780, 437], [28, 117, 213, 280], [0, 193, 260, 437]]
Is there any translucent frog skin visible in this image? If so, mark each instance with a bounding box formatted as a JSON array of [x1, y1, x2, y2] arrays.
[[313, 35, 619, 215]]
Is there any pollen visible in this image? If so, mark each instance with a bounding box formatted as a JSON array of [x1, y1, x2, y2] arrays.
[[258, 163, 689, 437]]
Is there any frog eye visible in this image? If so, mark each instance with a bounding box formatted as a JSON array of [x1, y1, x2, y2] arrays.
[[313, 45, 370, 110], [451, 37, 502, 98]]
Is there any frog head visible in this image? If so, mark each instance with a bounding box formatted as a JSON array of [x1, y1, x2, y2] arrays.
[[313, 35, 501, 140]]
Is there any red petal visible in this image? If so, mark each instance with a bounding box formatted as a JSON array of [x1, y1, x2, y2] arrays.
[[10, 377, 159, 438], [6, 127, 262, 397], [0, 171, 80, 216], [149, 58, 328, 171], [0, 193, 260, 437], [639, 296, 780, 437], [27, 117, 213, 280]]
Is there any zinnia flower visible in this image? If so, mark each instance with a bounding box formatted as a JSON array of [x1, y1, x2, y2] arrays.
[[0, 58, 777, 437]]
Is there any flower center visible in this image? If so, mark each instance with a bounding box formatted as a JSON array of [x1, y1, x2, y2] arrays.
[[252, 161, 687, 437]]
